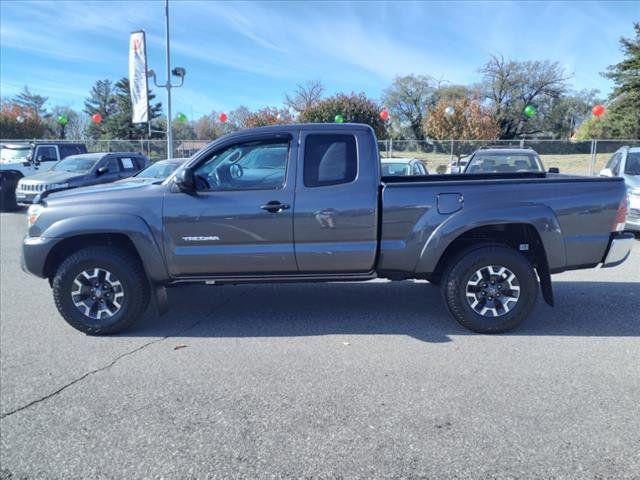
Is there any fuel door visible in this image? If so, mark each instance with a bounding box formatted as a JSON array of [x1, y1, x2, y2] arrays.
[[437, 193, 463, 214]]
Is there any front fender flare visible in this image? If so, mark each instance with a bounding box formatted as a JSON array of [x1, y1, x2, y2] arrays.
[[41, 214, 169, 282], [414, 203, 566, 275]]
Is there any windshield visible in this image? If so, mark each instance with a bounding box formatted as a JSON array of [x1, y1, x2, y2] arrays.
[[137, 161, 181, 179], [0, 146, 31, 163], [381, 163, 411, 176], [625, 153, 640, 175], [52, 155, 99, 173], [465, 153, 542, 173]]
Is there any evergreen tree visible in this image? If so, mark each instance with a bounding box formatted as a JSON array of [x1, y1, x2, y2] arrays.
[[13, 86, 48, 120]]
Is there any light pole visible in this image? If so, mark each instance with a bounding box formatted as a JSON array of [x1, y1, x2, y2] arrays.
[[147, 0, 186, 159]]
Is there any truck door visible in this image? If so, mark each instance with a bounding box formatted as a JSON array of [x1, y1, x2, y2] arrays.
[[294, 129, 379, 272], [163, 134, 298, 276]]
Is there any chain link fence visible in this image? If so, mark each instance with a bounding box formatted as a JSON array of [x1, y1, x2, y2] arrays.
[[2, 137, 639, 175], [378, 139, 640, 175]]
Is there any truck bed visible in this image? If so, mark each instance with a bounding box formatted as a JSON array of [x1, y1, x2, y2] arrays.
[[378, 173, 626, 276]]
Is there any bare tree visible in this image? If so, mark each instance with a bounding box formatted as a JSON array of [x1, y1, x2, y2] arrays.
[[284, 80, 324, 114], [382, 75, 439, 140], [480, 55, 571, 138]]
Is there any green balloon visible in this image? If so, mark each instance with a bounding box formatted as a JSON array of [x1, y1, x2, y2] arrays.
[[523, 105, 537, 118], [176, 112, 187, 122], [334, 114, 344, 124], [57, 114, 68, 126]]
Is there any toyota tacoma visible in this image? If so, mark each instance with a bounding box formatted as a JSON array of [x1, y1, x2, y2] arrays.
[[21, 124, 634, 335]]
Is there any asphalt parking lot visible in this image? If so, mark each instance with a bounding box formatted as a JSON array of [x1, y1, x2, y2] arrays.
[[1, 208, 639, 479]]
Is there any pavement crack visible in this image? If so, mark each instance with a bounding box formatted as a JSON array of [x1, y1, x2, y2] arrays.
[[0, 289, 249, 420]]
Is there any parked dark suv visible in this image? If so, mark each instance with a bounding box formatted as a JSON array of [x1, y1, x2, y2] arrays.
[[15, 152, 149, 203]]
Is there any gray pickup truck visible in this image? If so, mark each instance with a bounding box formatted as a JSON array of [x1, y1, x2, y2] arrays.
[[22, 124, 634, 335]]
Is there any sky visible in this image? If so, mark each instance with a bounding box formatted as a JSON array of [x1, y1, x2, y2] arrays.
[[1, 0, 637, 120]]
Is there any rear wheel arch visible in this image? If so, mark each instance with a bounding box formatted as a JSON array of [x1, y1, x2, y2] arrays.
[[427, 223, 553, 305]]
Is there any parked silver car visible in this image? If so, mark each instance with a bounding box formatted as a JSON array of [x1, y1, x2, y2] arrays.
[[600, 146, 640, 232], [380, 157, 428, 176]]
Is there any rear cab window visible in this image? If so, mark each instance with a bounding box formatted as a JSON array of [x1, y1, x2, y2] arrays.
[[303, 134, 357, 187]]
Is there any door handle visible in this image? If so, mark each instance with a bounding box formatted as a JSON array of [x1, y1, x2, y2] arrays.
[[260, 201, 290, 213]]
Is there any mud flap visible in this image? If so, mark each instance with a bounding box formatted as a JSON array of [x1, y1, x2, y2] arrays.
[[536, 264, 554, 307], [154, 285, 169, 315]]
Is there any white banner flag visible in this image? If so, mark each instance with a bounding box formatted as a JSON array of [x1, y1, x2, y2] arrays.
[[129, 31, 149, 123]]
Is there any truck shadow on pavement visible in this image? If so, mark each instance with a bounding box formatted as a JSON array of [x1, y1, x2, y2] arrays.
[[126, 280, 640, 343]]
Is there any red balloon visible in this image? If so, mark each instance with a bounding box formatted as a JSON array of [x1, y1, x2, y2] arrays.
[[379, 110, 389, 121], [592, 104, 605, 117], [91, 113, 102, 124], [218, 112, 228, 123]]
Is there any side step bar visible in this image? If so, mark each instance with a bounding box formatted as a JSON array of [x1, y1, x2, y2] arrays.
[[169, 271, 377, 286]]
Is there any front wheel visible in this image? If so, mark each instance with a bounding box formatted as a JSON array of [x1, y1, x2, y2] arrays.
[[52, 246, 150, 335], [0, 175, 19, 212], [441, 245, 538, 333]]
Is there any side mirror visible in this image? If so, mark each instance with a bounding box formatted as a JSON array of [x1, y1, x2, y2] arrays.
[[599, 168, 613, 177], [96, 166, 109, 176], [548, 167, 560, 174], [175, 168, 195, 192]]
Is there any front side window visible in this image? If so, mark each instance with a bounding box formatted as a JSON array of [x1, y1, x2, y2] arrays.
[[193, 139, 289, 191], [304, 134, 357, 187], [36, 146, 57, 162]]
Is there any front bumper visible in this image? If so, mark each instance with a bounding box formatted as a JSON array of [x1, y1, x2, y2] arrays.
[[602, 232, 635, 268], [626, 207, 640, 232], [21, 235, 62, 278], [15, 191, 38, 204]]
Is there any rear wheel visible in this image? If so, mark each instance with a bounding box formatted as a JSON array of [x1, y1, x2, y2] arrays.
[[441, 245, 538, 333], [52, 246, 150, 335]]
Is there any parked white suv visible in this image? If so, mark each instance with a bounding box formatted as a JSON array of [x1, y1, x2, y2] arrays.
[[600, 146, 640, 233]]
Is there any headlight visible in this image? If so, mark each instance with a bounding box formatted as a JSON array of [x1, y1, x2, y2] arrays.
[[47, 183, 69, 190], [27, 204, 44, 227]]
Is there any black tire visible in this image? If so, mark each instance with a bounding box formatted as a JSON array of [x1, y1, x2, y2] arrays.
[[52, 246, 150, 335], [0, 175, 19, 212], [441, 244, 538, 333]]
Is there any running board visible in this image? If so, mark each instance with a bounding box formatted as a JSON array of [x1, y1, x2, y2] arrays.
[[169, 271, 377, 286]]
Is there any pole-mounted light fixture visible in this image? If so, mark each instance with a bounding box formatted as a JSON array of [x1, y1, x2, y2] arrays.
[[146, 0, 186, 159]]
